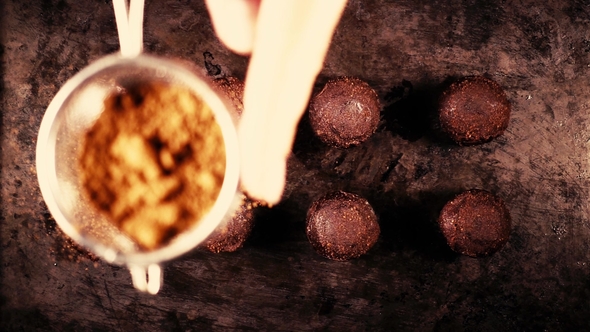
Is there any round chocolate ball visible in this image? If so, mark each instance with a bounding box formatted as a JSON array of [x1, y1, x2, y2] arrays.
[[306, 191, 380, 261], [202, 195, 258, 253], [438, 189, 511, 257], [438, 76, 511, 145], [309, 77, 381, 148]]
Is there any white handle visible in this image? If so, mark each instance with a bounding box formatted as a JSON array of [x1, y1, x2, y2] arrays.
[[129, 264, 162, 294], [113, 0, 145, 57]]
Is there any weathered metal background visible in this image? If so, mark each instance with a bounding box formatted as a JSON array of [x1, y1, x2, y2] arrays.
[[2, 0, 590, 330]]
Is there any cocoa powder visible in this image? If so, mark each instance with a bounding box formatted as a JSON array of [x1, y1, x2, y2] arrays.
[[79, 82, 226, 250]]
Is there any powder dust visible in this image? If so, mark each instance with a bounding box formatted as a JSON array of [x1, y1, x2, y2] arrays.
[[79, 82, 226, 250]]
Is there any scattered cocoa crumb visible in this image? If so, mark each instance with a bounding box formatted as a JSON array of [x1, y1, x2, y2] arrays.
[[51, 230, 100, 263], [212, 76, 244, 117]]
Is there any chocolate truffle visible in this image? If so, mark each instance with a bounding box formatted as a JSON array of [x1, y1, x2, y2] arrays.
[[306, 191, 380, 261], [438, 189, 511, 257], [213, 76, 244, 117], [438, 76, 511, 145], [309, 77, 381, 148], [202, 195, 258, 253]]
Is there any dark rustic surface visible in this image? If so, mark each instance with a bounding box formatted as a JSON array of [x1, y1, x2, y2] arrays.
[[2, 0, 590, 330]]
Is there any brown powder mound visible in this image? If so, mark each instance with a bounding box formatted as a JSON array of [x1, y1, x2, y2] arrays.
[[79, 82, 226, 251], [438, 76, 511, 145], [306, 191, 380, 261], [438, 189, 511, 257], [309, 77, 381, 148], [213, 76, 244, 117], [202, 195, 259, 253]]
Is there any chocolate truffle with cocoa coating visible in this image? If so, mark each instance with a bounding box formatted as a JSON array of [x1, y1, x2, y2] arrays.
[[306, 191, 380, 261], [202, 195, 258, 253], [438, 189, 511, 257], [309, 77, 381, 148], [209, 78, 262, 252], [438, 76, 511, 145]]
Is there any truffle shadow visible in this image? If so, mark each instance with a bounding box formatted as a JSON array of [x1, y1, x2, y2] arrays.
[[292, 112, 332, 168], [247, 198, 308, 250], [382, 80, 439, 142], [368, 190, 457, 262], [382, 78, 462, 145]]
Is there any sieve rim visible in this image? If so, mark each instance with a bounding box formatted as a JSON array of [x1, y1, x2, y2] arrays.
[[36, 53, 241, 267]]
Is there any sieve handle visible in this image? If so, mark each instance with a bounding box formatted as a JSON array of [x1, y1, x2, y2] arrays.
[[129, 264, 162, 294], [113, 0, 145, 57]]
